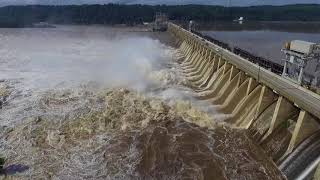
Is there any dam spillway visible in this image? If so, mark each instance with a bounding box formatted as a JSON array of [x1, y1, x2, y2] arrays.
[[168, 22, 320, 179], [0, 24, 319, 179]]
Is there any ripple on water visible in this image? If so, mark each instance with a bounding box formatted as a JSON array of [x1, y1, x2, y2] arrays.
[[0, 89, 284, 179]]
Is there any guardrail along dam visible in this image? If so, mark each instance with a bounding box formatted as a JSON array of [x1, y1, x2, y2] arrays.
[[0, 23, 319, 179]]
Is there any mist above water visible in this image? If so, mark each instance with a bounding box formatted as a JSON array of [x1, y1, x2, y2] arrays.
[[0, 26, 169, 125], [0, 27, 170, 90], [0, 26, 218, 126]]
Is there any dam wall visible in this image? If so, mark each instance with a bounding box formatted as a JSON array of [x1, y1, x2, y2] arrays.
[[168, 22, 320, 179]]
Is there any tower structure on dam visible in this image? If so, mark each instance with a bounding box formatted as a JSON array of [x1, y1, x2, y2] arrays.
[[168, 22, 320, 179], [152, 13, 168, 32]]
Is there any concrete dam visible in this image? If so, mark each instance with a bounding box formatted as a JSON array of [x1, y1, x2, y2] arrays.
[[168, 23, 320, 179], [0, 23, 319, 179]]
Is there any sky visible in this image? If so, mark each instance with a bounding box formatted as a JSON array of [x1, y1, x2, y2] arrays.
[[0, 0, 319, 7]]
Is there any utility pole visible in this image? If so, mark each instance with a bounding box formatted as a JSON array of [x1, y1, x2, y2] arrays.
[[228, 0, 232, 20], [228, 0, 231, 7]]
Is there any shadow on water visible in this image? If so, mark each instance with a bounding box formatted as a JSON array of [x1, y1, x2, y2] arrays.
[[0, 157, 29, 176]]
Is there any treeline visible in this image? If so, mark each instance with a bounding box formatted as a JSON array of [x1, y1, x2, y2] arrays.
[[0, 4, 319, 27]]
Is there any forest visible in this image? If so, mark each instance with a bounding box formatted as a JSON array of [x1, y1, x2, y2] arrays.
[[0, 4, 319, 27]]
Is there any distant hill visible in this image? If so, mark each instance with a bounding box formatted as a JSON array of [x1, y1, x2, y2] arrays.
[[0, 0, 319, 6], [0, 4, 319, 27]]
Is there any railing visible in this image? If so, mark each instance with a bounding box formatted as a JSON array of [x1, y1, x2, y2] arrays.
[[191, 30, 284, 75]]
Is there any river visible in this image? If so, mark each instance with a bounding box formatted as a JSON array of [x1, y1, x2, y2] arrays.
[[0, 25, 284, 179], [201, 21, 320, 64]]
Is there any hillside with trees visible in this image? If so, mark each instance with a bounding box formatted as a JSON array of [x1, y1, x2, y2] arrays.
[[0, 4, 319, 27]]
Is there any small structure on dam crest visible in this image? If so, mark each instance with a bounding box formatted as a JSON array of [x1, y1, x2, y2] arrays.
[[282, 40, 320, 92], [152, 13, 168, 32]]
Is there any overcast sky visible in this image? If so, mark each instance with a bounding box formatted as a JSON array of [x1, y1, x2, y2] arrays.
[[0, 0, 319, 7]]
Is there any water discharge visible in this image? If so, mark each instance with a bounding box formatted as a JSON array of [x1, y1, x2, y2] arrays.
[[0, 26, 179, 126], [0, 26, 283, 179]]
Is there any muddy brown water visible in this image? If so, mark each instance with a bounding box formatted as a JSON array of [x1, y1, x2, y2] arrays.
[[0, 25, 284, 179], [106, 117, 283, 180]]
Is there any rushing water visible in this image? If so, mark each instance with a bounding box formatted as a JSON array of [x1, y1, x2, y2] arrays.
[[0, 25, 283, 179], [0, 25, 178, 126]]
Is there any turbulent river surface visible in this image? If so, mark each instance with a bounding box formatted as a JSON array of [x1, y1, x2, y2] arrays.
[[0, 26, 283, 179]]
